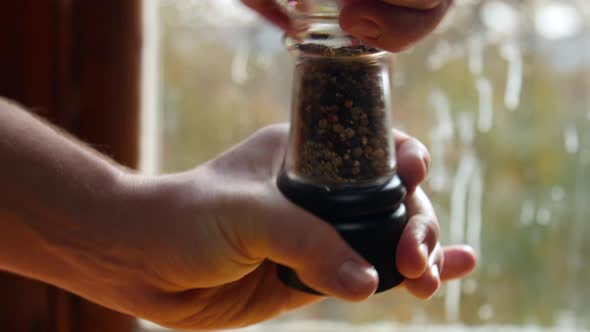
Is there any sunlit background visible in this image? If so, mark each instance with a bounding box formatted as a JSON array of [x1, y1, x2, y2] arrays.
[[141, 0, 590, 330]]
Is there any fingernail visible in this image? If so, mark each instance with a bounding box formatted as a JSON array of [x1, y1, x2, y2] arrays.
[[337, 260, 378, 296], [347, 19, 381, 39]]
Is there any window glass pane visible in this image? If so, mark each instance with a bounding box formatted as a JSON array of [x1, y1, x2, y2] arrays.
[[155, 0, 590, 330]]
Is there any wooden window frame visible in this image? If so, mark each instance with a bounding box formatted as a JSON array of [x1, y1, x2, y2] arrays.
[[0, 1, 141, 331]]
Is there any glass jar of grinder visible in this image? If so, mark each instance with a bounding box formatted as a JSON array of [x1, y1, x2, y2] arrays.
[[276, 0, 407, 294]]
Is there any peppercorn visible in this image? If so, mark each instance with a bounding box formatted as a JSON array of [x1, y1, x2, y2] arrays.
[[292, 43, 394, 186]]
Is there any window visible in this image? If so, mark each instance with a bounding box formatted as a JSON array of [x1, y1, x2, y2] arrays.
[[141, 0, 590, 330]]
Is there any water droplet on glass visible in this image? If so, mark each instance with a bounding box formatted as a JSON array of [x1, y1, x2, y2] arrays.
[[476, 77, 493, 132], [445, 280, 462, 322], [467, 165, 484, 256], [457, 113, 475, 145], [427, 40, 461, 71], [430, 89, 454, 140], [410, 308, 428, 324], [468, 33, 484, 75], [556, 310, 578, 328], [231, 45, 250, 85], [534, 2, 583, 40], [520, 200, 536, 226], [551, 186, 566, 201], [428, 88, 454, 192], [462, 278, 478, 294], [478, 303, 495, 321], [393, 71, 406, 87], [536, 207, 552, 225], [500, 42, 523, 111], [564, 125, 579, 155], [481, 1, 519, 37]]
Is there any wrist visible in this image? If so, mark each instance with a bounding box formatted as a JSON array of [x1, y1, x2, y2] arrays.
[[0, 161, 129, 289], [19, 168, 156, 308]]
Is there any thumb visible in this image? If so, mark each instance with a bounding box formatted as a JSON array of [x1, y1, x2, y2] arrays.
[[339, 0, 452, 52], [246, 192, 378, 301]]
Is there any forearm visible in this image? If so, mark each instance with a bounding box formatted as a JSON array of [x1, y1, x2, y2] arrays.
[[0, 98, 126, 283]]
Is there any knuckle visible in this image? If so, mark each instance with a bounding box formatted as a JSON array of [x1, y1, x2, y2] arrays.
[[422, 216, 440, 247], [299, 222, 349, 264], [426, 278, 441, 296], [427, 216, 440, 238], [257, 123, 289, 140], [251, 123, 290, 150]]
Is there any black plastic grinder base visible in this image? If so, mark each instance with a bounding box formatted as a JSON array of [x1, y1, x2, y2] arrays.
[[276, 173, 408, 295]]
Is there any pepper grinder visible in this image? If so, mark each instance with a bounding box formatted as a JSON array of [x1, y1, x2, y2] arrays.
[[276, 0, 408, 294]]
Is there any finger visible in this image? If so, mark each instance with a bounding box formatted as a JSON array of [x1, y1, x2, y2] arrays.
[[283, 286, 325, 311], [404, 186, 436, 226], [440, 245, 477, 281], [246, 190, 378, 302], [393, 130, 430, 193], [396, 188, 439, 278], [378, 0, 444, 10], [402, 242, 443, 299], [339, 0, 453, 52], [163, 262, 324, 329], [241, 0, 292, 32]]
